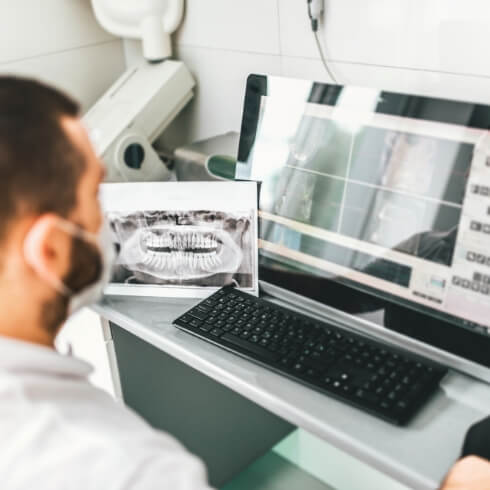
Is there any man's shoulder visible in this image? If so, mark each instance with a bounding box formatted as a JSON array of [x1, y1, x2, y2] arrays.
[[0, 371, 164, 447], [0, 375, 212, 489]]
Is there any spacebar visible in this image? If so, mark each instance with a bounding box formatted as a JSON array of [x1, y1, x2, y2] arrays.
[[221, 334, 280, 362]]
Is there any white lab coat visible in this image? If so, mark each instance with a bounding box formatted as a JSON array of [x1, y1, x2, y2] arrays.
[[0, 336, 213, 490]]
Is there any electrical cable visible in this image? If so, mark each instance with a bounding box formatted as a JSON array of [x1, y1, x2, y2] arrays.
[[307, 0, 338, 84], [313, 29, 337, 84]]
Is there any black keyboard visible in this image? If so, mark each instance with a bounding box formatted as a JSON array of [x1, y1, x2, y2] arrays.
[[173, 286, 448, 425]]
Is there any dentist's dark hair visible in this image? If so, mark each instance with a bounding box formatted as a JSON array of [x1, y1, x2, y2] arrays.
[[0, 76, 83, 241]]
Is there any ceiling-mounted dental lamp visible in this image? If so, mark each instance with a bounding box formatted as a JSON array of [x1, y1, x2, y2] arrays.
[[91, 0, 184, 62]]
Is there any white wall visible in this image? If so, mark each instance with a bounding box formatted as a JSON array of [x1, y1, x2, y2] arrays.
[[125, 0, 490, 151], [0, 0, 125, 112]]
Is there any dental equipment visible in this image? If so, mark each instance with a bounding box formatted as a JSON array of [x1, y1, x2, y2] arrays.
[[85, 0, 195, 182]]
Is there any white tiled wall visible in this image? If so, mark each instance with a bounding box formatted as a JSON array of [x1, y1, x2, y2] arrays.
[[0, 0, 125, 111], [124, 0, 490, 150], [176, 0, 281, 55]]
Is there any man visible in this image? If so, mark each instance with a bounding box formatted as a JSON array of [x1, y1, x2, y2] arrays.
[[0, 76, 211, 489]]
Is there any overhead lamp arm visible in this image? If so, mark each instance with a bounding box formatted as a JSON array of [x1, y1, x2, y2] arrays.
[[91, 0, 184, 62]]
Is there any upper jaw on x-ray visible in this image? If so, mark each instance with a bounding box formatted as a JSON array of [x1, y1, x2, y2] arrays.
[[111, 211, 248, 283]]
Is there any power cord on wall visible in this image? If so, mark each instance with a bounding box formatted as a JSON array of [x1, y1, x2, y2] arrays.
[[307, 0, 338, 84]]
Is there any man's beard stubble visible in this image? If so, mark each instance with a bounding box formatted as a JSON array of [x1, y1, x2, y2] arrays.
[[41, 236, 103, 335]]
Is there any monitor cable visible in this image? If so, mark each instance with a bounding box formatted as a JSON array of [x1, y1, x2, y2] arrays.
[[307, 0, 338, 84]]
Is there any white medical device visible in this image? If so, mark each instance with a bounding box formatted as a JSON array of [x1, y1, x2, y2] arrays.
[[91, 0, 184, 62], [84, 61, 195, 182], [86, 0, 194, 181]]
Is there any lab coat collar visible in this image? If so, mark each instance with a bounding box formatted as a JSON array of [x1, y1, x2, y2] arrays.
[[0, 335, 93, 378]]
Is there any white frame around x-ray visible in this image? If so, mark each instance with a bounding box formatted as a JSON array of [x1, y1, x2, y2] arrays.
[[100, 181, 259, 298]]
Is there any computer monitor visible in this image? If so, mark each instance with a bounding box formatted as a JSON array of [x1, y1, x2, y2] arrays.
[[236, 74, 490, 381]]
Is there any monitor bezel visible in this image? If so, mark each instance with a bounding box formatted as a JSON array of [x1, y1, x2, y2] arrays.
[[237, 73, 490, 378]]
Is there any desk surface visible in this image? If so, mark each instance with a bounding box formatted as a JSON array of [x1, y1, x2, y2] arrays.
[[94, 295, 489, 490]]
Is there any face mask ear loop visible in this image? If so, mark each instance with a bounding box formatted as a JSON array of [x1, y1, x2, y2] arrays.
[[24, 220, 74, 297], [55, 219, 99, 248]]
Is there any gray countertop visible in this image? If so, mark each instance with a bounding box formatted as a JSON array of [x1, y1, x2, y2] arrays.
[[94, 295, 489, 490]]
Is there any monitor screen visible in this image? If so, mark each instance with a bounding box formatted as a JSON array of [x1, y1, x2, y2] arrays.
[[236, 74, 490, 368]]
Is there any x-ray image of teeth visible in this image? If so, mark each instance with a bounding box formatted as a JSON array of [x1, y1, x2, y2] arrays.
[[108, 210, 254, 289]]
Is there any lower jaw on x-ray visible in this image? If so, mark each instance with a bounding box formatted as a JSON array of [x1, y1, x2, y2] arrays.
[[110, 211, 252, 287]]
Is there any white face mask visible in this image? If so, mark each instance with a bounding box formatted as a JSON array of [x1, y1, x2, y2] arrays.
[[25, 218, 116, 315]]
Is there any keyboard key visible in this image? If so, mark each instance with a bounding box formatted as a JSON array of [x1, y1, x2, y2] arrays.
[[222, 334, 280, 362], [293, 363, 305, 373], [302, 359, 325, 375], [396, 400, 408, 411], [355, 389, 379, 405], [411, 382, 424, 393], [380, 401, 392, 411], [197, 305, 211, 313], [189, 309, 209, 321]]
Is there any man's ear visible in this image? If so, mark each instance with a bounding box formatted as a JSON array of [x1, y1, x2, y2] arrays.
[[24, 214, 72, 295]]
